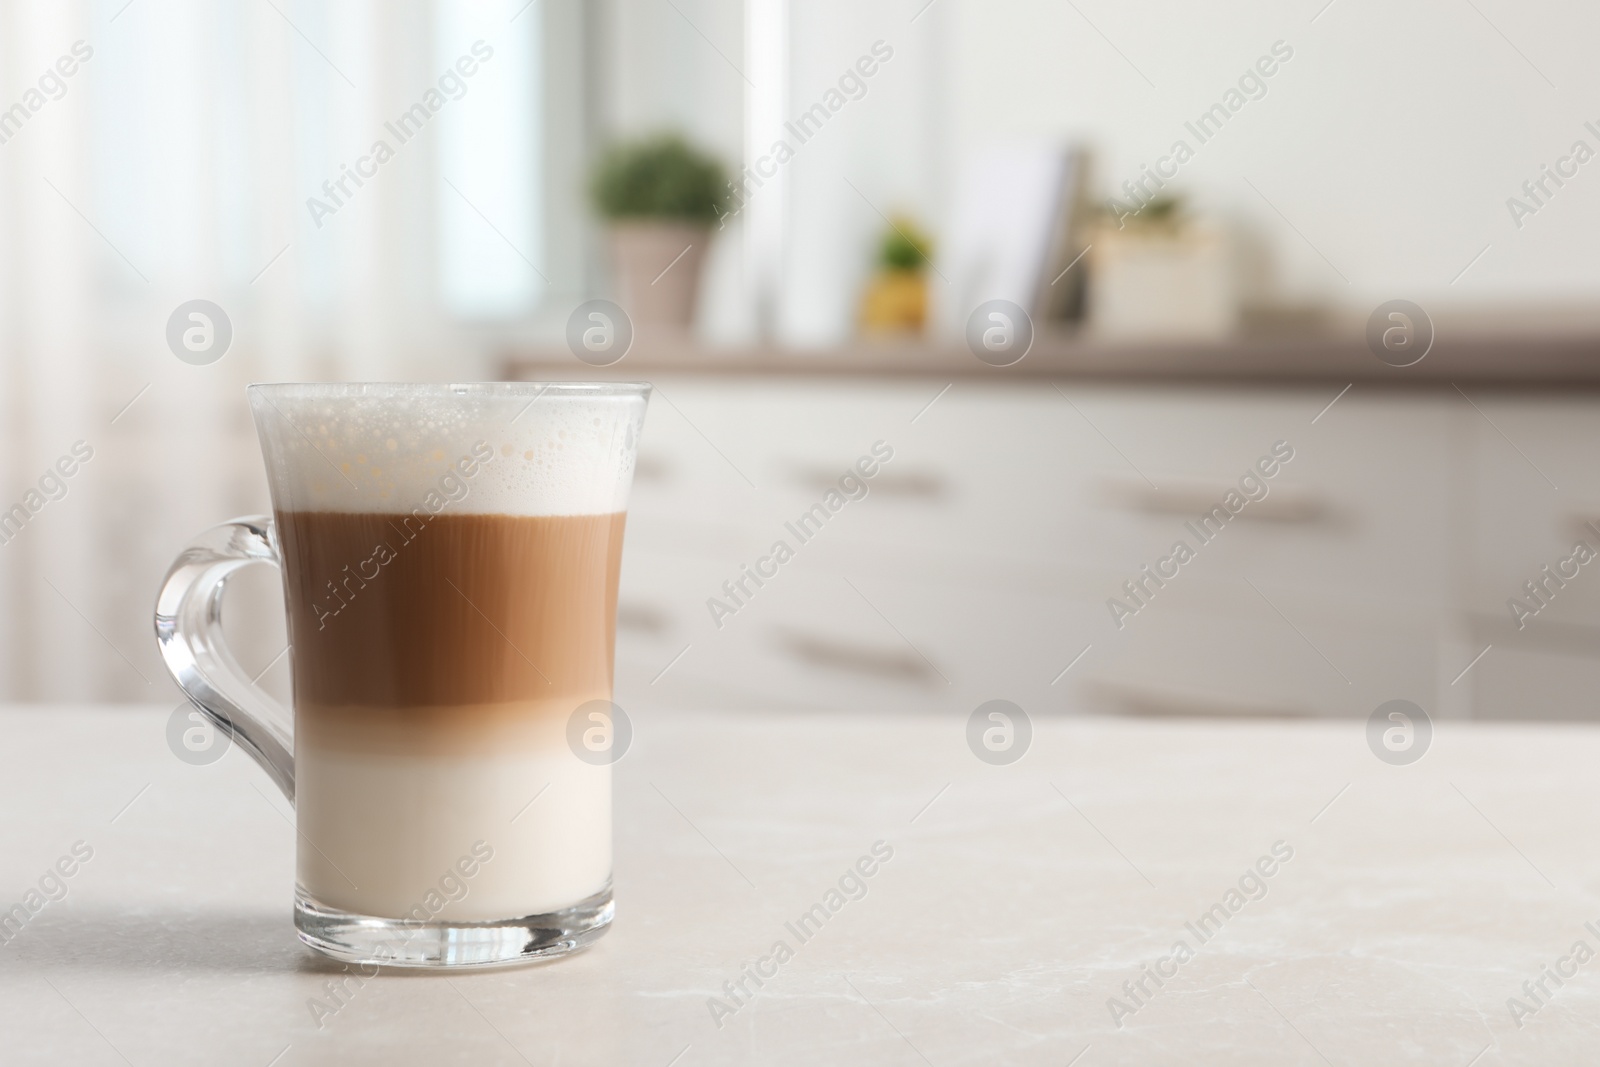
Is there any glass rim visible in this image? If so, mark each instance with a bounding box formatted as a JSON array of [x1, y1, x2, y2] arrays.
[[246, 381, 651, 400]]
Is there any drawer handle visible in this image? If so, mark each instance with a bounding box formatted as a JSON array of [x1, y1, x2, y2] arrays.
[[1100, 478, 1328, 523], [617, 601, 671, 635], [776, 629, 940, 684], [1083, 678, 1305, 718], [792, 468, 945, 499], [1566, 514, 1600, 541], [634, 455, 670, 483]]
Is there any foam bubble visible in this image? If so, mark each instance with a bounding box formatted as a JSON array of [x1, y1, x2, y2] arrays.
[[248, 384, 649, 517]]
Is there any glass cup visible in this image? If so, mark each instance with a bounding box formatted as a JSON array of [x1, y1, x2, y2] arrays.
[[155, 382, 650, 968]]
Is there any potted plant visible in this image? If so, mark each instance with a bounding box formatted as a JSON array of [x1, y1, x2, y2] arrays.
[[590, 134, 729, 333], [1088, 194, 1237, 341], [859, 215, 933, 336]]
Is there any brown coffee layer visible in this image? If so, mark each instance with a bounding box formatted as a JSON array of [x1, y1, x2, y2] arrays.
[[277, 510, 625, 711]]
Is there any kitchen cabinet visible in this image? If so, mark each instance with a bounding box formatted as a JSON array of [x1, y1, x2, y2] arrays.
[[609, 377, 1596, 721]]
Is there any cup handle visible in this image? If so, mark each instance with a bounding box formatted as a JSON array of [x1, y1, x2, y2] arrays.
[[154, 516, 295, 803]]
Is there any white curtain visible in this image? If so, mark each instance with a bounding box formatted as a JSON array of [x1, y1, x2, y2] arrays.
[[0, 0, 541, 701]]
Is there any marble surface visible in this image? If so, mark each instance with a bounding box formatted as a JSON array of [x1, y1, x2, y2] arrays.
[[3, 705, 1599, 1065]]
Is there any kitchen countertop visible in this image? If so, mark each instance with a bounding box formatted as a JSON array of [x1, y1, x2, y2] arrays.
[[4, 705, 1599, 1065], [502, 328, 1600, 387]]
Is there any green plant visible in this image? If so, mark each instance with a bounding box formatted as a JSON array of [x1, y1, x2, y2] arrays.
[[590, 134, 729, 223], [1136, 195, 1182, 223], [1102, 193, 1185, 232], [877, 215, 933, 272]]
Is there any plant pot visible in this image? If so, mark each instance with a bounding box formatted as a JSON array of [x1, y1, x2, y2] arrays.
[[860, 269, 928, 335], [1088, 223, 1237, 342], [608, 221, 710, 334]]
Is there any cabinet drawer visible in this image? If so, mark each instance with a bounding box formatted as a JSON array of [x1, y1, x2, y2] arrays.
[[1075, 585, 1443, 720], [1466, 398, 1600, 636], [1069, 389, 1459, 622]]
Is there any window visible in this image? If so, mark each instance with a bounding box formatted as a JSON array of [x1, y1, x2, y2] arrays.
[[435, 0, 542, 319]]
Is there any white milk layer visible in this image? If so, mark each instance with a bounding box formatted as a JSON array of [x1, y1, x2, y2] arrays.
[[249, 384, 648, 517], [295, 742, 611, 920]]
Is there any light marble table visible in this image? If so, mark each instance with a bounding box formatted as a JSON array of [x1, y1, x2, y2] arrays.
[[2, 705, 1598, 1066]]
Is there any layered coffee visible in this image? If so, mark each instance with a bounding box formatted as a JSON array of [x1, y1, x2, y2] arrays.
[[254, 387, 645, 922]]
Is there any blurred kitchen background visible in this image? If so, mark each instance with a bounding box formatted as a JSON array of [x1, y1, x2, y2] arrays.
[[1, 0, 1598, 721]]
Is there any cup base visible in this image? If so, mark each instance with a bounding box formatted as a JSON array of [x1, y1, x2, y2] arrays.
[[294, 882, 613, 969]]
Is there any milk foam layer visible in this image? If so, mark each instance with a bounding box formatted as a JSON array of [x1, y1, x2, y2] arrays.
[[249, 383, 649, 517]]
